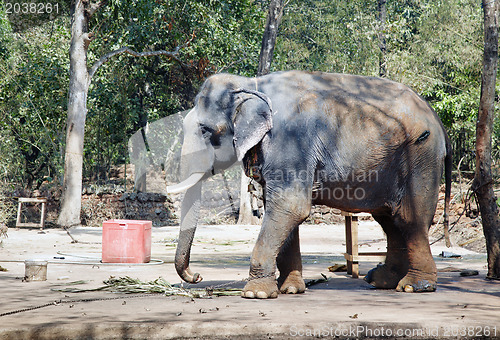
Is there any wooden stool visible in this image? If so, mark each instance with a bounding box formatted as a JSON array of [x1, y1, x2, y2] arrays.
[[16, 197, 47, 230], [342, 211, 386, 278]]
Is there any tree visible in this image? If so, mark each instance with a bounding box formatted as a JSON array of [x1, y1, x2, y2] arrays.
[[0, 7, 69, 188], [377, 0, 387, 78], [238, 0, 285, 225], [257, 0, 286, 76], [58, 0, 103, 227], [57, 0, 180, 227], [82, 1, 263, 187], [58, 0, 264, 226], [274, 0, 490, 171], [473, 0, 500, 279]]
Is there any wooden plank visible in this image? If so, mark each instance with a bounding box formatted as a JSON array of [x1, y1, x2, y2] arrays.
[[18, 197, 47, 203], [344, 253, 387, 262], [16, 198, 47, 230], [345, 215, 353, 275], [341, 211, 371, 217], [344, 215, 360, 278], [342, 209, 385, 278], [351, 215, 359, 278], [16, 202, 22, 226], [16, 222, 43, 228], [40, 201, 46, 229], [359, 252, 387, 256]]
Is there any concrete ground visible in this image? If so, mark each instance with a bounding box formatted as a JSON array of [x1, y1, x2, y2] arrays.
[[0, 222, 499, 339]]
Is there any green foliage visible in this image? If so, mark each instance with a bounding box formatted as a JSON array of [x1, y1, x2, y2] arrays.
[[83, 0, 264, 180], [276, 0, 491, 171], [0, 181, 15, 229], [0, 5, 13, 60], [276, 0, 379, 74], [1, 0, 70, 32], [0, 0, 498, 188], [0, 14, 69, 187], [0, 0, 265, 185], [387, 0, 483, 170]]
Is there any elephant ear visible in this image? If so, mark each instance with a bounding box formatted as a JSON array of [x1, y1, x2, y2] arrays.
[[231, 89, 273, 161]]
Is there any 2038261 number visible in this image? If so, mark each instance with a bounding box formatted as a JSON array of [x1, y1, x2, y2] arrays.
[[443, 326, 497, 337], [5, 2, 59, 14]]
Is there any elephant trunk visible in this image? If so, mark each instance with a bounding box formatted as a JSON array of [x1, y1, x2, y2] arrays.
[[171, 108, 215, 283], [175, 180, 203, 283]]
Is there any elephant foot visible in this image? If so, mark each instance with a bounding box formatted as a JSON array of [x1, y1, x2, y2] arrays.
[[278, 270, 306, 294], [242, 277, 279, 299], [395, 269, 437, 293], [364, 263, 406, 289]]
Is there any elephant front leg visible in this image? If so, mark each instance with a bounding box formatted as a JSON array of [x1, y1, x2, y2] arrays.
[[241, 232, 280, 299], [277, 227, 306, 294], [242, 189, 311, 299]]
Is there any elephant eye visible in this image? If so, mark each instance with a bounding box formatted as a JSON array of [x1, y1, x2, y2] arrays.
[[200, 125, 213, 139], [200, 124, 222, 147]]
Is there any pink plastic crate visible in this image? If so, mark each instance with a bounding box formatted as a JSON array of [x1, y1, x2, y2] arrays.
[[102, 219, 152, 263]]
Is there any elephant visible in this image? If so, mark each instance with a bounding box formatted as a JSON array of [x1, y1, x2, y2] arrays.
[[167, 70, 452, 299]]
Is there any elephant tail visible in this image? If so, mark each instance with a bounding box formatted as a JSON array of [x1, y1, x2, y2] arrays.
[[443, 135, 452, 247]]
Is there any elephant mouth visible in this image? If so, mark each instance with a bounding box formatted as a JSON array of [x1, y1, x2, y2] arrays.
[[166, 172, 205, 194]]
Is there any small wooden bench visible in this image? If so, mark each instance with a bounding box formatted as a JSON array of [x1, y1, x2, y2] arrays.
[[342, 211, 386, 278], [16, 197, 47, 230]]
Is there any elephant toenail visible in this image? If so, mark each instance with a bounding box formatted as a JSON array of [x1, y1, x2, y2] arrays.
[[256, 291, 268, 299], [270, 291, 278, 298], [404, 285, 414, 293], [287, 287, 298, 294], [243, 291, 255, 298]]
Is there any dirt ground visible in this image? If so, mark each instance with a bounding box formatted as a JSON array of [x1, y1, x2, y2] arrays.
[[1, 222, 499, 340], [10, 167, 493, 255], [3, 167, 499, 338]]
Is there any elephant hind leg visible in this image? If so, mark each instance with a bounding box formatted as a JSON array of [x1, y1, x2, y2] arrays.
[[367, 189, 438, 292], [394, 219, 437, 292], [393, 180, 438, 292], [365, 214, 409, 289], [277, 227, 306, 294]]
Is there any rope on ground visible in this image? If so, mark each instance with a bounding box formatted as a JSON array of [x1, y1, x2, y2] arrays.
[[0, 294, 153, 317], [0, 276, 244, 317]]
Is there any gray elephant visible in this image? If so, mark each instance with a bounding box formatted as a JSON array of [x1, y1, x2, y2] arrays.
[[167, 70, 451, 299]]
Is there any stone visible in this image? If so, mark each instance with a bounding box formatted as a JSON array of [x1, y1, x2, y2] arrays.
[[460, 269, 479, 277]]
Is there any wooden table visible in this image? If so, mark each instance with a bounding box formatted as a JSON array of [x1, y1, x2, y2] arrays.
[[16, 197, 47, 230], [342, 211, 386, 278]]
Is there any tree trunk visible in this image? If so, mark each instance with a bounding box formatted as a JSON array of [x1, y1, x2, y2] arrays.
[[238, 0, 285, 225], [257, 0, 285, 76], [473, 0, 500, 279], [58, 1, 180, 227], [57, 0, 90, 227], [237, 172, 260, 225], [377, 0, 387, 78]]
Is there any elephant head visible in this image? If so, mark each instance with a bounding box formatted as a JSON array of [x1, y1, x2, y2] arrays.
[[167, 74, 273, 283]]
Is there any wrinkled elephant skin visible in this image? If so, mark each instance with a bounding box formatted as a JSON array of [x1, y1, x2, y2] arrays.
[[170, 71, 452, 298]]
